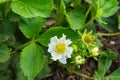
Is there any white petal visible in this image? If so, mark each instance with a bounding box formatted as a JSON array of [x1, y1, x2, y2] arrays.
[[58, 55, 67, 64], [50, 36, 58, 44], [48, 43, 55, 53], [59, 34, 66, 42], [64, 39, 72, 46], [51, 52, 62, 61], [64, 47, 73, 58], [48, 43, 56, 49]]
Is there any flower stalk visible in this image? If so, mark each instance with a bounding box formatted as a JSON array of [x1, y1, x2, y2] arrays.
[[67, 68, 93, 79], [96, 32, 120, 36]]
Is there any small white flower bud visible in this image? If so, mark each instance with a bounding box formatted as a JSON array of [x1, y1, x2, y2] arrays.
[[75, 55, 85, 64]]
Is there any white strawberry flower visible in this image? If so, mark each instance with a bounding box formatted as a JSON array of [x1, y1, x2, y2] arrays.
[[48, 34, 73, 64]]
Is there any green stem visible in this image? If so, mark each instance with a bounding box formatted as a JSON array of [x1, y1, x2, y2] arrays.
[[17, 41, 33, 50], [97, 0, 100, 9], [85, 0, 94, 18], [55, 0, 65, 25], [11, 40, 33, 54], [67, 67, 93, 79], [118, 15, 120, 29], [72, 70, 93, 79], [96, 32, 120, 36], [85, 15, 96, 27]]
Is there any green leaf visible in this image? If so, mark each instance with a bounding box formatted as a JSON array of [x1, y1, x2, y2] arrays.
[[86, 0, 119, 18], [0, 0, 10, 4], [37, 27, 79, 47], [0, 21, 15, 36], [94, 49, 117, 80], [55, 0, 67, 25], [20, 42, 44, 80], [66, 7, 86, 30], [98, 58, 112, 75], [95, 39, 103, 48], [86, 22, 96, 34], [11, 0, 53, 18], [0, 44, 10, 63], [19, 17, 45, 39], [94, 57, 112, 80], [97, 15, 118, 32], [101, 0, 119, 17], [64, 0, 73, 8], [118, 15, 120, 30], [100, 49, 117, 60], [107, 67, 120, 80], [36, 56, 50, 79], [85, 0, 92, 4]]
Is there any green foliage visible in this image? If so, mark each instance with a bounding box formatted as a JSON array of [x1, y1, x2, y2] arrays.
[[66, 7, 86, 30], [0, 0, 10, 4], [0, 22, 14, 35], [37, 27, 80, 47], [86, 0, 119, 18], [36, 57, 50, 79], [11, 0, 53, 18], [0, 44, 10, 63], [20, 42, 44, 80], [97, 15, 118, 32], [106, 67, 120, 80], [19, 17, 45, 39], [94, 50, 117, 80], [118, 15, 120, 30], [0, 0, 120, 80], [99, 0, 119, 17]]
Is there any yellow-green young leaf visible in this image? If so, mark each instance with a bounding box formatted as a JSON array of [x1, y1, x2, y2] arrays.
[[37, 27, 80, 47], [0, 44, 10, 63], [19, 17, 45, 39], [11, 0, 53, 18], [20, 42, 44, 80], [66, 7, 85, 30]]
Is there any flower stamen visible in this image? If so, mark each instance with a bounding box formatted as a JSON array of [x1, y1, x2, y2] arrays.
[[55, 43, 66, 54]]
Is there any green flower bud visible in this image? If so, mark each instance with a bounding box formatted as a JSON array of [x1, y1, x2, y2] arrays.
[[82, 30, 95, 46]]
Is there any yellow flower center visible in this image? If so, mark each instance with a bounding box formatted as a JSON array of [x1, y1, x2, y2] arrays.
[[55, 43, 66, 54], [84, 35, 93, 44]]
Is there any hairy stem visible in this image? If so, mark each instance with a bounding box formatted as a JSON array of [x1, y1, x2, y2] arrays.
[[11, 40, 33, 54], [96, 32, 120, 36], [72, 70, 93, 79], [85, 0, 94, 18], [67, 67, 93, 79]]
